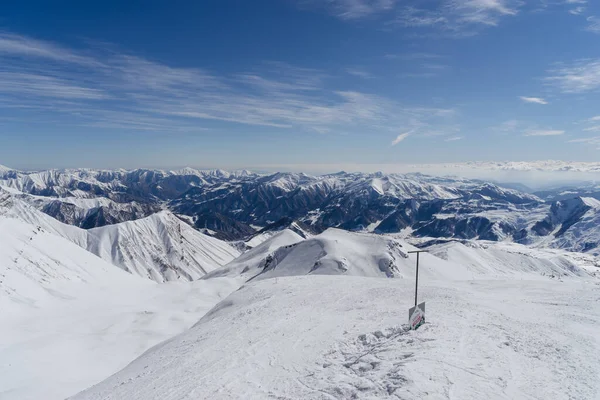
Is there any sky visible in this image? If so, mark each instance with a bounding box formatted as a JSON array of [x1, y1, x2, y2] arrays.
[[1, 0, 600, 171]]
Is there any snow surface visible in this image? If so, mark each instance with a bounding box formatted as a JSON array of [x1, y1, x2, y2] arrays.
[[0, 216, 240, 400], [73, 275, 600, 400]]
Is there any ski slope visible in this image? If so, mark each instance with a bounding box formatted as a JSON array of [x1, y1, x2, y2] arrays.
[[73, 275, 600, 400]]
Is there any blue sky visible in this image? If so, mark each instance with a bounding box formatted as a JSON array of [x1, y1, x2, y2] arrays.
[[1, 0, 600, 171]]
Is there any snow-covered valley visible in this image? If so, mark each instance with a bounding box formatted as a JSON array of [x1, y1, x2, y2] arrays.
[[1, 166, 600, 399]]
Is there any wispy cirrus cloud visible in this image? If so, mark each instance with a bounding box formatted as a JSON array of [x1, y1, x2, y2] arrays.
[[384, 52, 442, 60], [444, 136, 464, 141], [391, 131, 412, 145], [0, 32, 100, 66], [299, 0, 522, 36], [0, 31, 455, 136], [586, 16, 600, 33], [583, 126, 600, 132], [520, 96, 548, 104], [388, 0, 521, 36], [524, 129, 565, 136], [298, 0, 397, 20], [546, 59, 600, 93], [568, 136, 600, 150], [569, 6, 586, 15], [345, 67, 373, 79]]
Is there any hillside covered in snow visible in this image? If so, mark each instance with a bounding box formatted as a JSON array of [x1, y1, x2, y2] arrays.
[[0, 187, 239, 282]]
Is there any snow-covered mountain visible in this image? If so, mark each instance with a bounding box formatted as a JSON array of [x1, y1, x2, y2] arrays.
[[0, 166, 258, 200], [0, 166, 539, 231], [3, 165, 600, 255], [0, 187, 239, 282], [169, 171, 541, 238], [13, 191, 159, 228], [424, 239, 598, 278], [0, 214, 240, 400], [2, 182, 599, 400], [207, 227, 595, 284], [0, 216, 139, 311], [530, 197, 600, 254], [86, 211, 240, 282]]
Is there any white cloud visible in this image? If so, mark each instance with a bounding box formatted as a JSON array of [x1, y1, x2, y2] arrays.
[[0, 32, 100, 66], [0, 32, 455, 135], [345, 67, 373, 79], [0, 72, 107, 99], [519, 96, 548, 104], [586, 16, 600, 34], [524, 129, 565, 136], [583, 125, 600, 132], [490, 119, 520, 134], [301, 0, 520, 35], [391, 131, 411, 145], [300, 0, 397, 20], [588, 116, 600, 121], [569, 7, 586, 15], [546, 59, 600, 93], [569, 136, 600, 150], [390, 0, 521, 35], [444, 136, 464, 141], [384, 52, 441, 60]]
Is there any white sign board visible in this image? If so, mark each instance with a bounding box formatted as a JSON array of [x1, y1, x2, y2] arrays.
[[408, 302, 425, 330]]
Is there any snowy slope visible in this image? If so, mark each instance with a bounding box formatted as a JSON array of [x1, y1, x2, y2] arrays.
[[549, 197, 600, 255], [0, 187, 87, 246], [0, 216, 240, 400], [1, 188, 240, 282], [249, 228, 423, 280], [73, 275, 600, 400], [87, 211, 241, 282], [208, 228, 594, 283], [0, 217, 138, 312], [203, 228, 305, 280], [425, 240, 596, 278]]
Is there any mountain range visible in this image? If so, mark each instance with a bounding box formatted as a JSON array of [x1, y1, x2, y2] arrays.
[[1, 165, 599, 256], [2, 164, 600, 400]]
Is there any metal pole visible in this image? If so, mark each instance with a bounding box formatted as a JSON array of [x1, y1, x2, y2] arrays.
[[415, 252, 419, 306], [408, 250, 427, 307]]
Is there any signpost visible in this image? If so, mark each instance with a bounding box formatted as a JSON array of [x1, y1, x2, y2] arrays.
[[409, 302, 426, 330], [407, 250, 427, 330]]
